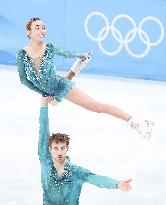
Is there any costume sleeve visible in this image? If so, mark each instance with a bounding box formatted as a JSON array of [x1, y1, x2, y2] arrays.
[[16, 52, 46, 95], [52, 43, 84, 58], [79, 167, 119, 189], [38, 106, 52, 165]]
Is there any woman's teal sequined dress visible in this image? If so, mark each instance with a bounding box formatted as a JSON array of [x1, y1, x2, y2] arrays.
[[39, 106, 119, 205], [16, 43, 82, 102]]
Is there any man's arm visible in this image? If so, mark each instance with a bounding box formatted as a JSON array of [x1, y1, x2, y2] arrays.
[[79, 167, 132, 191], [86, 172, 119, 189], [38, 98, 52, 165]]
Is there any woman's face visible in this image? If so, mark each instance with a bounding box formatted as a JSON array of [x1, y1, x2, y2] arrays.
[[28, 20, 46, 42]]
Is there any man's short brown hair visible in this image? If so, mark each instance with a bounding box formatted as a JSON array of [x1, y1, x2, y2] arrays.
[[48, 133, 70, 149]]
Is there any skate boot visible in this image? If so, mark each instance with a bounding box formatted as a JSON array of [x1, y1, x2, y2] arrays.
[[128, 117, 154, 139], [70, 52, 91, 75]]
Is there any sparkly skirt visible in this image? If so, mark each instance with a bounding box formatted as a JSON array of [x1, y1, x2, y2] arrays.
[[51, 75, 75, 102]]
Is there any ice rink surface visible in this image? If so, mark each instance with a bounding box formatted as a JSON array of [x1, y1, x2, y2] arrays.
[[0, 65, 166, 205]]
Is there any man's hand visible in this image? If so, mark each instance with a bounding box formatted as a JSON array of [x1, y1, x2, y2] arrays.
[[41, 96, 56, 107], [118, 179, 132, 192]]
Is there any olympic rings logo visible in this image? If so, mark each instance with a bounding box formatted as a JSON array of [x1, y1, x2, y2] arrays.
[[84, 12, 165, 58]]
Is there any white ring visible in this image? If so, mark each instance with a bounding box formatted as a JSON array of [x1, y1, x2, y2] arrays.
[[84, 11, 110, 42], [98, 25, 123, 56], [138, 16, 164, 46], [111, 14, 137, 43], [125, 29, 151, 58]]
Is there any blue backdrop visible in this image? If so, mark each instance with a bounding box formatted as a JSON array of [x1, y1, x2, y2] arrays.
[[0, 0, 166, 80]]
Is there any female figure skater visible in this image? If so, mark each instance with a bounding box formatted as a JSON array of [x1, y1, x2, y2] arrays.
[[16, 18, 153, 139]]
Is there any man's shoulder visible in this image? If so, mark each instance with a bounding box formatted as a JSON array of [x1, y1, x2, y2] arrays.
[[69, 163, 90, 174]]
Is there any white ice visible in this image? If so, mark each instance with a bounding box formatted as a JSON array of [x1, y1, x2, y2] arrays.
[[0, 65, 166, 205]]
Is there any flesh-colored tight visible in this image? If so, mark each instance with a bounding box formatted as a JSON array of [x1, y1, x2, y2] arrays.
[[64, 87, 131, 121]]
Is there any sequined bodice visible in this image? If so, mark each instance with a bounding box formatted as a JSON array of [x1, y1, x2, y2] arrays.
[[22, 44, 49, 76], [16, 43, 83, 97], [22, 43, 54, 81]]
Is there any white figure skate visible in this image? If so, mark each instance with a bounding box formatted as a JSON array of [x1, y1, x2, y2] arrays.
[[128, 117, 154, 139], [70, 52, 91, 74]]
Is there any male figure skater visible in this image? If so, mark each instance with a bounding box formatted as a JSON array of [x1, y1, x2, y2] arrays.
[[38, 97, 132, 205]]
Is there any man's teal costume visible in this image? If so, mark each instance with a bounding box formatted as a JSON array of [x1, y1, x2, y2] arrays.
[[39, 106, 119, 205]]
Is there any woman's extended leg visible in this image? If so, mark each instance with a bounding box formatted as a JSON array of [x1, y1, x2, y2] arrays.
[[65, 87, 154, 139], [65, 87, 131, 121]]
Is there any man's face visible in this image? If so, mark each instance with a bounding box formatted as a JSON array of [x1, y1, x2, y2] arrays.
[[50, 142, 68, 163]]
